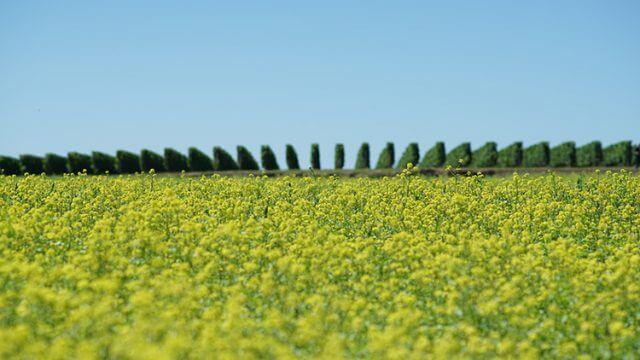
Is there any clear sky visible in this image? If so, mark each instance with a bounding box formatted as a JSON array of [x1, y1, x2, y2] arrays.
[[1, 1, 639, 168]]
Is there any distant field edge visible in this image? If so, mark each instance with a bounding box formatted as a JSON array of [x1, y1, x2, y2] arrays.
[[160, 167, 640, 178]]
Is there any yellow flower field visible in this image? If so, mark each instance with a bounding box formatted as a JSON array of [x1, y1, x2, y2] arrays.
[[0, 171, 639, 359]]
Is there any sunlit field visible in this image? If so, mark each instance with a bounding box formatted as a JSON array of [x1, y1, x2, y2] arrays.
[[1, 171, 639, 358]]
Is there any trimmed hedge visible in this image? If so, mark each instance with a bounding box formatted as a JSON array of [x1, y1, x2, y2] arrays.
[[396, 143, 419, 169], [497, 142, 522, 167], [188, 147, 213, 172], [285, 144, 300, 170], [576, 141, 602, 167], [68, 152, 93, 174], [523, 142, 550, 167], [310, 144, 320, 169], [92, 152, 117, 174], [237, 146, 259, 170], [19, 154, 44, 174], [0, 156, 21, 175], [116, 150, 141, 174], [261, 145, 279, 170], [334, 144, 345, 170], [419, 142, 445, 168], [6, 141, 637, 175], [44, 153, 68, 175], [213, 147, 239, 171], [603, 141, 632, 166], [471, 142, 498, 167], [550, 142, 576, 167], [445, 143, 471, 167], [140, 149, 166, 173], [355, 143, 370, 169], [375, 142, 395, 169], [164, 148, 189, 172]]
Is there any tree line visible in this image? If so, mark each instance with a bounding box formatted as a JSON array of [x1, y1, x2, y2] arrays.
[[0, 141, 637, 175]]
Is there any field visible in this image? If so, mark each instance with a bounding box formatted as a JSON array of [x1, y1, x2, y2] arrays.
[[1, 171, 639, 358]]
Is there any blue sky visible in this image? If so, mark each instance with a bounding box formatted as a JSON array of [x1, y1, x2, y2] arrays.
[[1, 1, 639, 168]]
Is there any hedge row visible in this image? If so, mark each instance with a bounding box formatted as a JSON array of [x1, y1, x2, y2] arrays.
[[334, 144, 345, 170], [396, 143, 419, 170], [238, 146, 259, 170], [471, 142, 498, 168], [550, 142, 576, 167], [375, 142, 395, 169], [260, 145, 279, 171], [2, 142, 638, 175], [419, 142, 445, 168]]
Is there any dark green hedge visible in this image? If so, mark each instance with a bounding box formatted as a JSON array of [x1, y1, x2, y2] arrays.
[[471, 142, 498, 167], [188, 147, 213, 172], [603, 141, 632, 166], [285, 144, 300, 170], [237, 146, 259, 170], [91, 152, 117, 174], [0, 156, 21, 175], [140, 149, 166, 173], [445, 143, 471, 167], [44, 153, 68, 175], [576, 141, 602, 167], [497, 142, 522, 167], [550, 142, 576, 167], [7, 141, 638, 175], [355, 143, 370, 169], [164, 148, 189, 172], [116, 150, 141, 174], [20, 154, 44, 174], [260, 145, 279, 170], [310, 144, 320, 169], [523, 142, 550, 167], [334, 144, 345, 170], [419, 142, 445, 168], [375, 142, 395, 169], [396, 143, 419, 169], [68, 152, 93, 174], [213, 147, 239, 171]]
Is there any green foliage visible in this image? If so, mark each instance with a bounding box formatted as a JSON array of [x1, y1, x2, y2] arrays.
[[310, 144, 320, 169], [603, 141, 632, 166], [419, 142, 446, 168], [471, 142, 498, 167], [213, 147, 239, 171], [91, 152, 117, 174], [576, 141, 602, 167], [334, 144, 345, 170], [550, 142, 576, 167], [68, 152, 93, 174], [260, 145, 279, 170], [497, 142, 523, 167], [355, 143, 370, 169], [116, 151, 141, 174], [19, 154, 44, 174], [188, 147, 213, 172], [375, 142, 395, 169], [523, 142, 550, 167], [140, 149, 166, 173], [164, 148, 189, 172], [445, 143, 472, 167], [237, 146, 259, 170], [396, 143, 419, 169], [0, 156, 21, 175], [43, 153, 68, 175], [285, 144, 300, 170]]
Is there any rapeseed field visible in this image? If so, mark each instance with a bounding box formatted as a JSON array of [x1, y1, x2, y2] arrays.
[[0, 170, 638, 359]]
